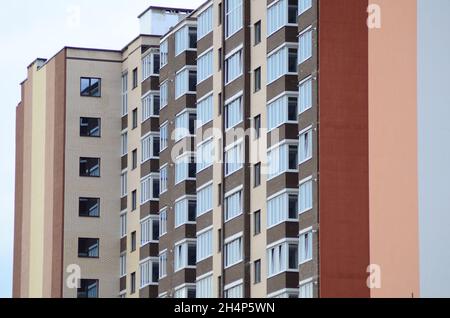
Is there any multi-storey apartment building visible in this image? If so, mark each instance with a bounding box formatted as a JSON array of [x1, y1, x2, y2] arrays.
[[14, 0, 420, 299]]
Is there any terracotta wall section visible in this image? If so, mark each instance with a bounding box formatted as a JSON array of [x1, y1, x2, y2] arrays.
[[318, 0, 371, 298]]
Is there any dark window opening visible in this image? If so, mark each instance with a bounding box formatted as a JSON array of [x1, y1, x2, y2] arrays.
[[288, 194, 298, 219], [131, 190, 137, 211], [188, 244, 196, 266], [288, 244, 298, 269], [80, 117, 101, 137], [254, 21, 261, 45], [79, 198, 100, 217], [254, 163, 261, 187], [80, 77, 101, 97], [80, 158, 100, 177], [254, 260, 261, 284], [132, 108, 138, 129], [189, 70, 197, 92], [152, 179, 160, 199], [288, 0, 298, 23], [153, 55, 160, 74], [254, 67, 261, 92], [289, 145, 298, 170], [288, 48, 298, 73], [131, 272, 136, 294], [131, 232, 136, 252], [132, 68, 138, 89], [78, 238, 99, 258], [188, 200, 197, 222], [132, 149, 137, 170], [288, 97, 298, 121], [77, 279, 99, 298], [254, 210, 261, 235], [254, 115, 261, 139]]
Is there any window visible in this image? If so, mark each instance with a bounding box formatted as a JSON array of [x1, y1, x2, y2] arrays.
[[131, 272, 136, 294], [159, 251, 168, 278], [132, 190, 137, 211], [197, 49, 213, 83], [254, 260, 261, 284], [140, 175, 159, 204], [225, 236, 243, 268], [77, 279, 99, 298], [299, 76, 313, 114], [267, 143, 298, 179], [174, 241, 197, 271], [160, 40, 168, 67], [218, 48, 223, 71], [132, 109, 138, 129], [218, 3, 223, 25], [197, 275, 213, 298], [299, 177, 313, 214], [267, 241, 298, 277], [225, 142, 243, 176], [197, 229, 213, 261], [132, 68, 138, 89], [254, 115, 261, 139], [160, 81, 168, 108], [80, 118, 101, 137], [225, 190, 242, 221], [224, 283, 243, 298], [175, 198, 197, 228], [288, 0, 298, 22], [175, 26, 197, 56], [218, 184, 222, 207], [160, 122, 169, 151], [80, 77, 101, 97], [225, 49, 243, 84], [198, 5, 213, 39], [131, 231, 137, 252], [175, 68, 197, 99], [225, 95, 243, 129], [78, 238, 99, 258], [225, 0, 243, 38], [268, 46, 298, 83], [254, 67, 261, 92], [120, 171, 127, 198], [121, 73, 128, 116], [197, 184, 213, 217], [141, 134, 160, 162], [159, 208, 168, 237], [299, 128, 313, 163], [140, 216, 159, 246], [299, 0, 312, 14], [218, 229, 222, 252], [254, 21, 261, 45], [175, 110, 196, 141], [80, 158, 100, 177], [197, 139, 214, 172], [120, 254, 126, 277], [272, 95, 300, 124], [218, 93, 222, 115], [132, 149, 138, 170], [298, 28, 313, 63], [197, 94, 213, 127], [254, 163, 261, 187], [268, 0, 298, 36], [254, 210, 261, 235], [175, 154, 196, 184], [299, 229, 313, 264], [299, 280, 314, 298], [142, 53, 159, 80], [175, 286, 197, 298], [267, 191, 298, 228], [121, 132, 128, 156], [160, 165, 168, 194], [79, 198, 100, 217], [140, 258, 159, 288], [120, 212, 127, 238]]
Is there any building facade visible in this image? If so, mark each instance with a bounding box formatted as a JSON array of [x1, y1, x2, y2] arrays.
[[14, 0, 420, 298]]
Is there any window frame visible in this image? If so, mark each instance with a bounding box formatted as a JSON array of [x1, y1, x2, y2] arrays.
[[80, 77, 101, 98]]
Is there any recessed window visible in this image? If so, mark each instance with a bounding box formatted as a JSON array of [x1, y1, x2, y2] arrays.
[[254, 115, 261, 139], [79, 198, 100, 217], [254, 210, 261, 235], [132, 108, 138, 129], [175, 26, 197, 56], [225, 49, 243, 84], [268, 191, 298, 228], [77, 279, 99, 298], [131, 231, 137, 252], [80, 118, 101, 137], [132, 68, 138, 89], [254, 163, 261, 187], [254, 260, 261, 284], [79, 158, 100, 177], [78, 238, 99, 258], [132, 149, 138, 170], [131, 272, 136, 294], [254, 67, 261, 92], [174, 241, 197, 271], [254, 21, 261, 45], [225, 0, 243, 38], [132, 190, 137, 211], [299, 230, 313, 264], [80, 77, 101, 97]]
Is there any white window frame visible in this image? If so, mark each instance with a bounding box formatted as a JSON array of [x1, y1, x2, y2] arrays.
[[121, 131, 128, 156], [267, 43, 298, 84], [175, 66, 197, 100], [267, 91, 299, 131], [174, 239, 197, 272], [225, 139, 244, 177], [224, 92, 243, 130], [140, 215, 159, 247], [160, 164, 168, 195], [298, 26, 313, 64], [197, 182, 213, 217], [298, 0, 312, 16], [121, 72, 128, 116], [224, 186, 243, 222], [159, 250, 168, 279], [299, 227, 314, 265], [225, 0, 243, 38], [160, 121, 169, 151], [224, 233, 243, 268], [197, 92, 214, 128], [142, 91, 160, 122], [159, 208, 168, 237], [175, 24, 197, 57], [298, 126, 313, 164], [298, 75, 313, 114], [225, 46, 243, 84], [267, 140, 299, 180], [139, 257, 159, 288], [197, 137, 214, 173], [267, 0, 298, 36], [299, 176, 313, 214], [224, 279, 244, 298], [197, 226, 213, 262], [120, 211, 127, 238], [197, 5, 213, 40], [160, 39, 168, 68], [142, 51, 159, 81], [267, 189, 299, 229], [175, 109, 196, 142], [160, 81, 168, 109], [141, 132, 160, 163], [140, 173, 160, 204], [120, 170, 127, 198], [175, 152, 196, 185], [174, 195, 197, 228], [197, 48, 213, 84], [196, 272, 213, 298], [120, 253, 127, 278], [299, 278, 314, 298], [266, 238, 299, 278]]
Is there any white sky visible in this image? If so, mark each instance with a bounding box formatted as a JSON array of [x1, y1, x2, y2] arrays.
[[0, 0, 204, 298]]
